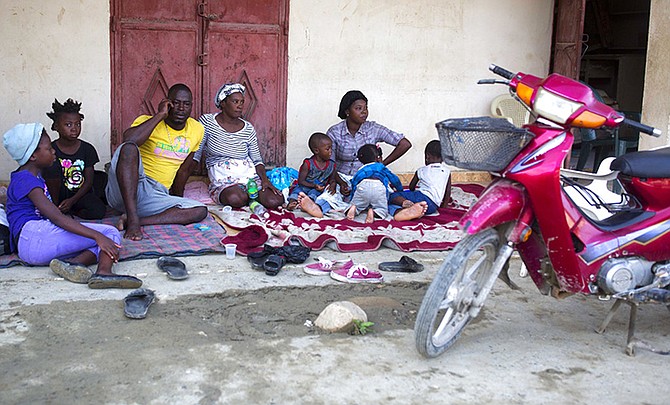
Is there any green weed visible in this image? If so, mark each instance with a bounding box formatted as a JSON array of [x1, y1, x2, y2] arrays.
[[351, 319, 374, 335]]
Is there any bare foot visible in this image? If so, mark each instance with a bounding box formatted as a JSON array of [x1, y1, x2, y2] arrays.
[[115, 214, 127, 231], [346, 205, 357, 221], [123, 214, 143, 241], [286, 199, 298, 210], [401, 200, 413, 209], [394, 201, 428, 221], [124, 227, 143, 241], [297, 192, 323, 218], [365, 207, 375, 224]]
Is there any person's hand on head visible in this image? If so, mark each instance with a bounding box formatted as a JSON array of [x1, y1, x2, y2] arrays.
[[157, 98, 172, 117]]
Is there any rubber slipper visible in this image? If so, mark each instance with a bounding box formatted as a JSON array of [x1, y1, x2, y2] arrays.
[[49, 259, 93, 283], [123, 288, 156, 319], [247, 250, 271, 271], [378, 256, 424, 273], [156, 257, 189, 280], [263, 254, 286, 276], [88, 274, 143, 289]]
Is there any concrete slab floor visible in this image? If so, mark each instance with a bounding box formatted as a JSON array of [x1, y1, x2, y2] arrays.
[[1, 248, 669, 404]]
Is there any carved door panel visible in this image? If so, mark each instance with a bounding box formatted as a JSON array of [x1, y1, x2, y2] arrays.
[[110, 0, 288, 167], [202, 0, 288, 166]]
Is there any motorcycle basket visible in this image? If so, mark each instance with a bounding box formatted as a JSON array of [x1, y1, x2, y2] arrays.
[[436, 116, 534, 172]]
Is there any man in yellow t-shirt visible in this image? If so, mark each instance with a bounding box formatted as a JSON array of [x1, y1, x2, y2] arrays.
[[106, 83, 208, 241]]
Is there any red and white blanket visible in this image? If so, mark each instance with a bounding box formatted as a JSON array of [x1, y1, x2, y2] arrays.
[[211, 184, 484, 253]]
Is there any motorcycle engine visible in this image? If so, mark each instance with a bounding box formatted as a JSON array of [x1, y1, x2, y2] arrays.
[[597, 257, 654, 294]]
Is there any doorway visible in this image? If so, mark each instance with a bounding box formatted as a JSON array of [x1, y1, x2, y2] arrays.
[[110, 0, 289, 167], [580, 0, 649, 113], [551, 0, 650, 170], [579, 0, 650, 169]]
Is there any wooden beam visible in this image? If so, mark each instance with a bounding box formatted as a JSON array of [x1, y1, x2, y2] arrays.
[[591, 0, 611, 49], [552, 0, 586, 78]]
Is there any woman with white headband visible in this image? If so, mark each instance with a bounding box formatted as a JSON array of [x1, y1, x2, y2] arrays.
[[194, 83, 284, 209]]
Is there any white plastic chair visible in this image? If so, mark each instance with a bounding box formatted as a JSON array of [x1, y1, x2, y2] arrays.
[[490, 94, 532, 127], [562, 157, 621, 221]]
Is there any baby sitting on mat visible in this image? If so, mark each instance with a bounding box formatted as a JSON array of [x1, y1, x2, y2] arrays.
[[346, 144, 427, 223]]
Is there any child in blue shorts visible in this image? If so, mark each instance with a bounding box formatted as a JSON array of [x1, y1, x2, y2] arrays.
[[389, 140, 451, 218]]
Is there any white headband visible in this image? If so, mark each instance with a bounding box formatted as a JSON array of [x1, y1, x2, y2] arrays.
[[215, 83, 246, 107]]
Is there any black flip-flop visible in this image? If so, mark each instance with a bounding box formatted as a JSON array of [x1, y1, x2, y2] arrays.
[[263, 254, 286, 276], [378, 256, 424, 273], [88, 274, 143, 289], [124, 288, 156, 319], [247, 250, 271, 271], [156, 257, 189, 280]]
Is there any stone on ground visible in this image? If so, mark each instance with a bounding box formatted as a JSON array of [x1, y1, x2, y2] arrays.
[[314, 301, 368, 333]]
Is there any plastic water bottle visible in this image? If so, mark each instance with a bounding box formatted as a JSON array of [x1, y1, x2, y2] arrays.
[[247, 178, 259, 200], [249, 200, 269, 219]]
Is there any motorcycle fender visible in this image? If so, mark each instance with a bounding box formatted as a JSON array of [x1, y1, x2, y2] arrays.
[[459, 181, 530, 241]]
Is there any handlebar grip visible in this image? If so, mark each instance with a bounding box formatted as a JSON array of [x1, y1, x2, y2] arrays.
[[489, 64, 515, 80], [623, 117, 662, 137]]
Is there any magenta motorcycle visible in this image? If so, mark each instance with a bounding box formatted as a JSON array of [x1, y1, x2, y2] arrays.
[[414, 64, 670, 358]]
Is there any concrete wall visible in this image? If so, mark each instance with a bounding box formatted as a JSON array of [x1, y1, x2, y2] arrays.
[[286, 0, 554, 172], [639, 0, 670, 150], [0, 1, 111, 179], [0, 0, 554, 181]]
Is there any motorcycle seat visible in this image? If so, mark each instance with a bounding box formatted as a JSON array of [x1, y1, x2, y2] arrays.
[[610, 147, 670, 178]]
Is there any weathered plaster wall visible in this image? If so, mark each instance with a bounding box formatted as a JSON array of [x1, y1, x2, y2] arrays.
[[639, 0, 670, 150], [0, 1, 553, 181], [286, 0, 554, 172], [0, 1, 111, 179]]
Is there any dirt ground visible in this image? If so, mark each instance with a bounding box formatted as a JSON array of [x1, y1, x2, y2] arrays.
[[1, 251, 669, 404]]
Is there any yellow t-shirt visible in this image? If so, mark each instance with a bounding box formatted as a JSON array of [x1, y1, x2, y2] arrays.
[[131, 115, 204, 189]]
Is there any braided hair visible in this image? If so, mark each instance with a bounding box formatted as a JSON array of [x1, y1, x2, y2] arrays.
[[46, 98, 84, 131]]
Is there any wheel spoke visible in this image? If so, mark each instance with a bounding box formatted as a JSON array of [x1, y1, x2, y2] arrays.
[[433, 308, 454, 338], [465, 254, 487, 279]]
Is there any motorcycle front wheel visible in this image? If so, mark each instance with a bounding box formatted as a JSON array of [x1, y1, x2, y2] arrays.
[[414, 228, 501, 358]]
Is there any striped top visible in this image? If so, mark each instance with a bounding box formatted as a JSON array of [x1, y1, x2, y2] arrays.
[[194, 113, 264, 168]]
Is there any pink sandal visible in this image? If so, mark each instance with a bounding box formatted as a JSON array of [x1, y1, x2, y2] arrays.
[[303, 257, 354, 276]]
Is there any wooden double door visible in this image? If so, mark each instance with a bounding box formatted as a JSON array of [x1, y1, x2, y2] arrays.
[[110, 0, 289, 167]]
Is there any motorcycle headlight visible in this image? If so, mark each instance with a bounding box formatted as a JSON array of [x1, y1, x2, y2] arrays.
[[533, 87, 582, 124]]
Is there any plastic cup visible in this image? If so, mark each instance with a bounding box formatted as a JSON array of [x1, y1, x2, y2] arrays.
[[225, 243, 237, 259]]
